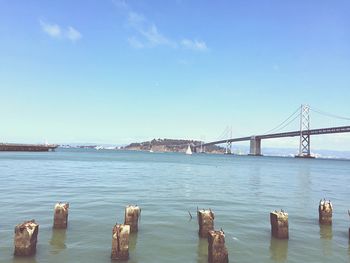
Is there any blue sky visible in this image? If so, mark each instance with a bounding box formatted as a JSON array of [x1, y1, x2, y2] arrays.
[[0, 0, 350, 150]]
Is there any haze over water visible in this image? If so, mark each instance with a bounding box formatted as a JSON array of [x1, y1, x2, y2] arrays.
[[0, 149, 349, 263]]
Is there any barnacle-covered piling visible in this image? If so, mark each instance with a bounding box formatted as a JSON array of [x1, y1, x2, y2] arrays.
[[53, 202, 69, 229], [14, 220, 39, 256], [348, 209, 350, 239], [124, 205, 141, 233], [111, 224, 130, 260], [197, 209, 214, 238], [319, 199, 332, 225], [208, 230, 229, 263], [270, 210, 289, 239]]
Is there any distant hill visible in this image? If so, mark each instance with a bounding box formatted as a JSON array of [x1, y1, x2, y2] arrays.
[[123, 138, 225, 153]]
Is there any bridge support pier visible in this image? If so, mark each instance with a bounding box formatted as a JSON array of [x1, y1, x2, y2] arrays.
[[249, 137, 262, 156]]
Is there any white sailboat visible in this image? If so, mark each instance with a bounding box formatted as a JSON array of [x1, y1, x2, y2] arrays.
[[186, 145, 192, 155]]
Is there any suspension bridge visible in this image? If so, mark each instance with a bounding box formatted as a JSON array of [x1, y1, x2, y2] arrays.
[[193, 105, 350, 158]]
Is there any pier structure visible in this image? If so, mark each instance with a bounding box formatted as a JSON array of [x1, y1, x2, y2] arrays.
[[14, 220, 39, 256], [53, 203, 69, 229], [111, 224, 130, 260], [197, 209, 215, 238], [0, 143, 58, 152], [249, 136, 261, 156], [270, 210, 289, 239], [208, 230, 229, 263], [124, 205, 141, 233], [193, 104, 350, 157]]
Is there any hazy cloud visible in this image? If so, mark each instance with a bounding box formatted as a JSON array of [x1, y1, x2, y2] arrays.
[[181, 39, 208, 51], [40, 20, 61, 38], [139, 24, 176, 47], [40, 20, 82, 42], [128, 11, 145, 26], [112, 0, 129, 10], [113, 1, 206, 51], [127, 11, 176, 48], [66, 26, 82, 42], [127, 36, 144, 49]]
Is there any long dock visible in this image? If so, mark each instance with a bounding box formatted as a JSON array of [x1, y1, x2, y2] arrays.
[[0, 143, 58, 152]]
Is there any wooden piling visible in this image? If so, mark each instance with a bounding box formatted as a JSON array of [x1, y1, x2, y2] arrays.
[[53, 202, 69, 229], [111, 224, 130, 260], [124, 205, 141, 233], [319, 200, 332, 225], [197, 209, 214, 238], [14, 220, 39, 256], [270, 210, 288, 239], [208, 230, 229, 263], [348, 210, 350, 240]]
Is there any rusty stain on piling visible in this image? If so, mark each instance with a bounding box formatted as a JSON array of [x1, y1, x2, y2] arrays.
[[197, 209, 215, 238], [348, 209, 350, 240], [111, 224, 130, 260], [270, 210, 289, 239], [208, 230, 229, 263], [319, 199, 332, 225], [124, 205, 141, 233], [14, 220, 39, 256], [53, 202, 69, 229]]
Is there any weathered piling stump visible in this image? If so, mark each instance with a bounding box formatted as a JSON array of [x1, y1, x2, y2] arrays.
[[111, 224, 130, 260], [348, 210, 350, 239], [14, 220, 39, 256], [348, 209, 350, 240], [197, 209, 214, 238], [53, 202, 69, 229], [124, 205, 141, 233], [208, 230, 229, 263], [270, 210, 289, 239], [319, 199, 332, 225]]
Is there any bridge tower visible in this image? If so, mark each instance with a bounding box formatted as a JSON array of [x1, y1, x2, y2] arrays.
[[225, 141, 232, 154], [225, 126, 232, 154], [297, 104, 312, 158]]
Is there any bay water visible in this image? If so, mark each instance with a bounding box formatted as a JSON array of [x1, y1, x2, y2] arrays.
[[0, 149, 349, 263]]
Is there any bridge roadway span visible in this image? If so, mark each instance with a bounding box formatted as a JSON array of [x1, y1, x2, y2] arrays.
[[195, 125, 350, 155]]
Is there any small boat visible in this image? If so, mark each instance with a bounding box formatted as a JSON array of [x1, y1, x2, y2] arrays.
[[186, 145, 192, 155], [95, 146, 103, 150], [150, 149, 154, 153]]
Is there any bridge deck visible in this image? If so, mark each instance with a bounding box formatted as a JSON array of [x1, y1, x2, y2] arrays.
[[197, 125, 350, 147]]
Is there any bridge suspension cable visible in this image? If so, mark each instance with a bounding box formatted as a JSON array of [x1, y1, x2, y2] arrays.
[[263, 106, 300, 135], [310, 107, 350, 121], [216, 126, 230, 141]]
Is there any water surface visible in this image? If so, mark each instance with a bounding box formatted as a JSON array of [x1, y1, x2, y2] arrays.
[[0, 149, 349, 262]]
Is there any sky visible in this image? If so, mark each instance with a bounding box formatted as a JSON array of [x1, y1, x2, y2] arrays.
[[0, 0, 350, 150]]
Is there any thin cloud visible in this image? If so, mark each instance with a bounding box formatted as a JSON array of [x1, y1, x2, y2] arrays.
[[128, 11, 145, 26], [40, 20, 82, 42], [181, 39, 208, 51], [128, 36, 144, 49], [139, 24, 176, 47], [112, 0, 129, 10], [66, 26, 82, 42], [40, 20, 61, 38], [114, 1, 206, 51], [127, 11, 176, 48]]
